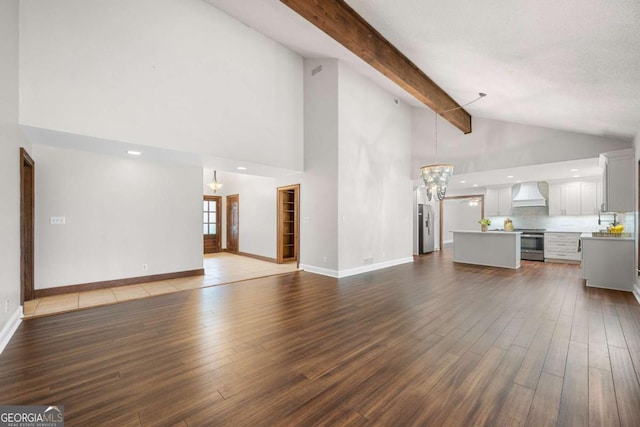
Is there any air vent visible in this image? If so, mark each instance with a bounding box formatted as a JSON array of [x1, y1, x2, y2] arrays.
[[311, 65, 323, 76]]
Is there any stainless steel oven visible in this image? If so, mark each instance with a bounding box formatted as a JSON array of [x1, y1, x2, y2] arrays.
[[515, 229, 545, 261]]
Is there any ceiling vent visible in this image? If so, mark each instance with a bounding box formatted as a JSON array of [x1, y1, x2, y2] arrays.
[[512, 182, 547, 207]]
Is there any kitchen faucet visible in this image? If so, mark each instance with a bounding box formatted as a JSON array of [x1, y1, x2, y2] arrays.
[[598, 211, 618, 226]]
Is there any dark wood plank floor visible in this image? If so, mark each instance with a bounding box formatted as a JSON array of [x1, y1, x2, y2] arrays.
[[2, 250, 640, 426]]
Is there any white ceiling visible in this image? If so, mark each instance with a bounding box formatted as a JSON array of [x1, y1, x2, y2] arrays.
[[443, 157, 602, 191], [205, 0, 640, 139]]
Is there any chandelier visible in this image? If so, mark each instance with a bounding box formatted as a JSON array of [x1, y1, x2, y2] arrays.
[[208, 170, 223, 193], [420, 93, 486, 202], [421, 163, 454, 201]]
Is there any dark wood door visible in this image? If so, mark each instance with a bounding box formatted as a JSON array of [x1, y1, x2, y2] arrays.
[[277, 184, 299, 264], [226, 194, 239, 253], [20, 148, 35, 303], [203, 196, 221, 254]]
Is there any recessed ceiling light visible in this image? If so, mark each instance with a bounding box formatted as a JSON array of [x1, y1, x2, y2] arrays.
[[507, 175, 514, 179], [472, 184, 478, 187], [237, 166, 247, 170], [573, 174, 581, 178], [460, 180, 467, 184], [127, 150, 141, 156], [570, 168, 579, 172], [516, 180, 522, 183]]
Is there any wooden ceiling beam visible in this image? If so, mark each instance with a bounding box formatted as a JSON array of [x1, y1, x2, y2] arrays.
[[280, 0, 472, 134]]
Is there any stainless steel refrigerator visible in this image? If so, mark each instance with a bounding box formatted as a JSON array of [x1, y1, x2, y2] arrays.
[[418, 204, 434, 254]]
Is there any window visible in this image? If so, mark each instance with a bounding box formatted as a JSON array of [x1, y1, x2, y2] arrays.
[[203, 199, 217, 235]]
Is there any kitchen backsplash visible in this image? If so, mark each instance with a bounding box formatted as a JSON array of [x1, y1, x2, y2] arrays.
[[487, 213, 635, 233]]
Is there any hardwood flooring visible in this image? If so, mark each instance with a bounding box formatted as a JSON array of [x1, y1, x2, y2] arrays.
[[2, 250, 640, 426], [23, 253, 298, 318]]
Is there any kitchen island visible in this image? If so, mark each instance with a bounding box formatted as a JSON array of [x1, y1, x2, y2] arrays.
[[580, 233, 635, 291], [452, 230, 522, 269]]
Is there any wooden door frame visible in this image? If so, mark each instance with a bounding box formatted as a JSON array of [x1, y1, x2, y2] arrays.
[[226, 194, 239, 253], [439, 194, 485, 251], [277, 184, 300, 264], [203, 195, 222, 253], [20, 148, 35, 303]]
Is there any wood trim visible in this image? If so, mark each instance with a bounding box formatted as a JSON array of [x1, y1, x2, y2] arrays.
[[439, 194, 485, 250], [20, 148, 35, 303], [203, 195, 222, 253], [34, 269, 205, 298], [226, 194, 240, 253], [223, 249, 278, 264], [280, 0, 472, 134]]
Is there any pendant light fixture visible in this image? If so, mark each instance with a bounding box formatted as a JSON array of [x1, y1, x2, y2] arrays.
[[420, 93, 486, 201], [208, 170, 223, 193]]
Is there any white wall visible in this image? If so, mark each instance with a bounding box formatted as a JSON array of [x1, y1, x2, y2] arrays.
[[203, 170, 294, 260], [412, 109, 633, 177], [33, 145, 202, 289], [301, 59, 339, 273], [0, 0, 30, 342], [19, 0, 303, 171], [442, 199, 483, 244], [337, 63, 413, 271], [634, 131, 640, 302]]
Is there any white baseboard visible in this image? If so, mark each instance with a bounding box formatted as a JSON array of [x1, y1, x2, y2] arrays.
[[299, 264, 339, 278], [633, 282, 640, 305], [0, 306, 23, 354], [302, 257, 414, 279], [337, 257, 414, 278]]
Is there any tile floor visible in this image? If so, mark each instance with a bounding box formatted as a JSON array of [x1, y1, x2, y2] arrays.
[[23, 253, 298, 319]]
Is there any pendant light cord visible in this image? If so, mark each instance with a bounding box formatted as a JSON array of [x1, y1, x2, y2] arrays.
[[441, 92, 486, 114], [435, 92, 487, 157]]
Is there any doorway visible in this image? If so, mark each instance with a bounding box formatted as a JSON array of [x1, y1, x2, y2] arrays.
[[226, 194, 239, 253], [203, 195, 221, 254], [20, 148, 35, 303], [439, 195, 485, 250], [277, 184, 299, 264]]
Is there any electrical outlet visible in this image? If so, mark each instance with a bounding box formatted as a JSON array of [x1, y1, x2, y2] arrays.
[[142, 264, 148, 271], [364, 257, 374, 265], [322, 257, 327, 264], [50, 216, 66, 225], [5, 299, 9, 313]]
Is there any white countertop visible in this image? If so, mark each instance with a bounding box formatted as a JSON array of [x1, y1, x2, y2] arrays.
[[580, 232, 634, 241], [453, 230, 521, 235]]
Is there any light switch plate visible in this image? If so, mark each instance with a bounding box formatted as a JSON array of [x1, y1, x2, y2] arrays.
[[50, 216, 66, 225]]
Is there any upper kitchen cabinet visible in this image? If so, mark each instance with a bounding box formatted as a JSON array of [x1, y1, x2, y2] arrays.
[[549, 179, 602, 216], [579, 180, 602, 215], [485, 186, 512, 216], [599, 149, 634, 213]]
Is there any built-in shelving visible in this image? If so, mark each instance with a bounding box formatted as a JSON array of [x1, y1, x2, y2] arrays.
[[277, 184, 299, 263]]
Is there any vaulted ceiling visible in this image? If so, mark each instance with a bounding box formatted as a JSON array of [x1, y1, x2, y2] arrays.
[[206, 0, 640, 139]]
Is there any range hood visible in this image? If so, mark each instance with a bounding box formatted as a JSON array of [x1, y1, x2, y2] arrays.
[[512, 182, 547, 207]]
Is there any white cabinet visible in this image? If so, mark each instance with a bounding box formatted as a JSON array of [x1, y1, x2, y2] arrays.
[[580, 181, 599, 215], [544, 232, 581, 262], [600, 149, 634, 212], [581, 236, 635, 291], [549, 179, 602, 216], [485, 186, 512, 216]]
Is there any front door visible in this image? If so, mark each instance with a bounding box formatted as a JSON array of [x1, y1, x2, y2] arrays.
[[226, 194, 239, 253], [203, 196, 221, 254]]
